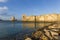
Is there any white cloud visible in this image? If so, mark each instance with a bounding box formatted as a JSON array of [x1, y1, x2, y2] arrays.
[[0, 6, 9, 20], [0, 6, 8, 14], [0, 6, 11, 20], [0, 0, 8, 2], [0, 6, 8, 10]]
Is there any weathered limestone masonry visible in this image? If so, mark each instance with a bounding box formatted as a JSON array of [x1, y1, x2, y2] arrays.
[[22, 14, 60, 22], [22, 14, 35, 21], [22, 14, 60, 40]]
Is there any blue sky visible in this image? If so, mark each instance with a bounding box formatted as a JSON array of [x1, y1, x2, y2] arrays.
[[0, 0, 60, 20]]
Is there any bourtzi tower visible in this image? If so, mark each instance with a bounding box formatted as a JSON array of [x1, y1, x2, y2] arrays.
[[11, 16, 15, 21]]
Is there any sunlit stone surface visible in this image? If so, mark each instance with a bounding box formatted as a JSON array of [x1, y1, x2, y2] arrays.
[[10, 16, 16, 21], [22, 14, 60, 40], [22, 14, 60, 22]]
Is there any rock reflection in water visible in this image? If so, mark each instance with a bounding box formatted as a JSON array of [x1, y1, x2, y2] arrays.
[[22, 22, 52, 29], [22, 23, 35, 28], [22, 22, 60, 40]]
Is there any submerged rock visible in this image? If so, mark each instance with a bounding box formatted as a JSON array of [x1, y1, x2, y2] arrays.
[[25, 38, 32, 40]]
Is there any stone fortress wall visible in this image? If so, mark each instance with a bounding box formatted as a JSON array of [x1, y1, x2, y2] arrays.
[[22, 14, 60, 22]]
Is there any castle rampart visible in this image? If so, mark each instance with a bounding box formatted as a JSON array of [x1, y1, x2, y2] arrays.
[[22, 14, 60, 22]]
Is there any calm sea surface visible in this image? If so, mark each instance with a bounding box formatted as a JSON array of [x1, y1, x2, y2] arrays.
[[0, 21, 57, 40], [0, 21, 37, 40]]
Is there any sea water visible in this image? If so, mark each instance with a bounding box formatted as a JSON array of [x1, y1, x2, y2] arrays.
[[0, 21, 59, 40], [0, 21, 36, 40]]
